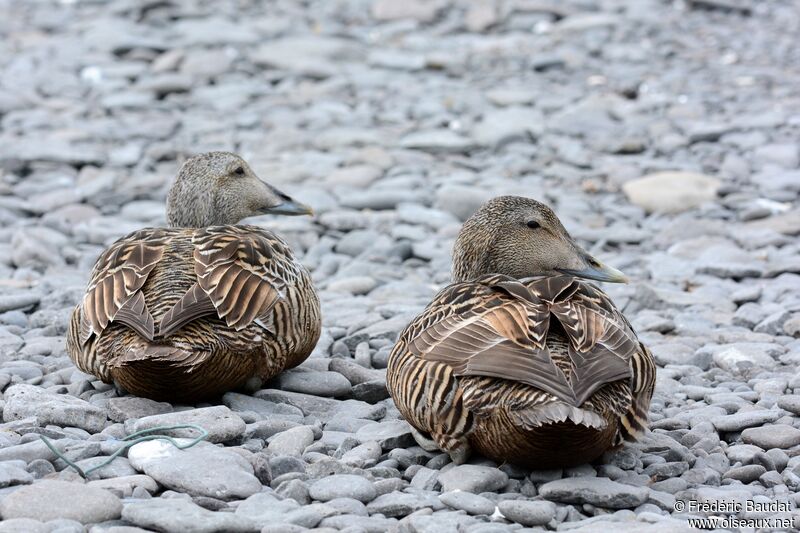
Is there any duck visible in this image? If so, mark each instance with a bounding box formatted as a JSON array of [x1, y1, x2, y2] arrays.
[[66, 152, 321, 403], [387, 196, 656, 469]]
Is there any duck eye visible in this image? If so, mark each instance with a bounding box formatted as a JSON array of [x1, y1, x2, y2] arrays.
[[526, 220, 541, 229], [234, 167, 245, 176]]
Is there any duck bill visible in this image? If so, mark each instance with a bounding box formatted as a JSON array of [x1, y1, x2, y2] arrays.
[[262, 198, 314, 216], [558, 261, 628, 284]]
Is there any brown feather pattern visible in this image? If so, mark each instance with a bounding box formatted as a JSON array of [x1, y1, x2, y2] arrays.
[[387, 274, 655, 469], [66, 225, 320, 402]]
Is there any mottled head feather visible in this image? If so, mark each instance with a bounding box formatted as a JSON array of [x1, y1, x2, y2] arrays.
[[452, 196, 603, 282], [166, 152, 305, 228]]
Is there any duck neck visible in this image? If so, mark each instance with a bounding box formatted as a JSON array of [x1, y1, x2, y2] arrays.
[[451, 231, 495, 283]]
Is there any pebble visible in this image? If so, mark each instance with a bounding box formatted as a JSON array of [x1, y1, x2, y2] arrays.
[[538, 478, 650, 509], [222, 392, 304, 420], [372, 0, 440, 22], [234, 492, 300, 525], [123, 498, 254, 533], [622, 172, 720, 213], [0, 462, 33, 487], [0, 519, 49, 533], [268, 426, 315, 456], [127, 440, 261, 500], [741, 425, 800, 450], [472, 107, 543, 148], [497, 499, 556, 527], [341, 441, 382, 468], [274, 370, 352, 397], [438, 491, 496, 515], [355, 420, 414, 449], [435, 186, 490, 222], [107, 397, 172, 422], [723, 464, 767, 483], [711, 410, 782, 432], [438, 465, 509, 493], [1, 1, 799, 531], [124, 405, 245, 443], [308, 474, 378, 503], [3, 384, 106, 432], [0, 480, 122, 524], [777, 395, 800, 415], [400, 131, 476, 154]]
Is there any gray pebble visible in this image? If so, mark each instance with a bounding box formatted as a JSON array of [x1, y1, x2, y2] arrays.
[[0, 480, 121, 524], [438, 465, 509, 494], [497, 499, 556, 527], [308, 474, 377, 503], [742, 425, 800, 450], [538, 477, 650, 509]]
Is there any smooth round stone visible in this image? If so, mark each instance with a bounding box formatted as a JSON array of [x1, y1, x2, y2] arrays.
[[260, 525, 306, 533], [107, 397, 172, 422], [308, 475, 377, 503], [498, 499, 556, 526], [128, 440, 261, 500], [439, 491, 496, 515], [366, 492, 426, 518], [711, 410, 782, 432], [622, 171, 720, 213], [275, 371, 352, 398], [2, 384, 107, 433], [42, 518, 85, 533], [741, 425, 800, 450], [327, 276, 377, 295], [777, 395, 800, 415], [0, 518, 48, 533], [0, 480, 121, 524], [355, 420, 414, 449], [324, 497, 368, 516], [538, 478, 649, 509], [726, 444, 764, 464], [269, 455, 307, 478], [723, 464, 767, 483], [124, 497, 254, 532], [268, 426, 315, 457], [438, 465, 509, 494], [341, 441, 382, 468], [124, 405, 245, 444]]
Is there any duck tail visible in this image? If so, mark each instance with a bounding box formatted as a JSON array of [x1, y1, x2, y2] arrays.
[[107, 341, 209, 373], [511, 402, 608, 430]]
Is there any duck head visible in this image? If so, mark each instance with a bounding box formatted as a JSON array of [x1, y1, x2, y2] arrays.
[[166, 151, 313, 228], [451, 195, 627, 284]]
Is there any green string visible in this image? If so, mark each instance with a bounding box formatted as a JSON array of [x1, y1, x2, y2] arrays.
[[40, 424, 209, 478]]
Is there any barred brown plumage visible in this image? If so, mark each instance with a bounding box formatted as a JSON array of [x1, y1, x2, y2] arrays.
[[65, 152, 321, 402], [387, 196, 656, 468]]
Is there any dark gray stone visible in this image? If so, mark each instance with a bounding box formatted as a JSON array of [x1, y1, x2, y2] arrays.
[[538, 478, 650, 509]]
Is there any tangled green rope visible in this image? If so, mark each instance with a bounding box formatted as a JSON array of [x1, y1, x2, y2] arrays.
[[40, 424, 209, 478]]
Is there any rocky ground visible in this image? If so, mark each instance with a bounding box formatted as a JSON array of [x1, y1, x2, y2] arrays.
[[0, 0, 799, 531]]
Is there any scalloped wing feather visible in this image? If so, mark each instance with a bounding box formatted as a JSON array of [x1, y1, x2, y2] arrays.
[[405, 275, 641, 408], [172, 225, 298, 332], [79, 228, 166, 344]]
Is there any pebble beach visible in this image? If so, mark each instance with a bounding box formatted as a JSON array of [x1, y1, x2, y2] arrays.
[[0, 0, 799, 531]]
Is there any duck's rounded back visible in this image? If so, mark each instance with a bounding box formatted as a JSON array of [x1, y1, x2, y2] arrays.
[[387, 195, 654, 469], [66, 152, 320, 402]]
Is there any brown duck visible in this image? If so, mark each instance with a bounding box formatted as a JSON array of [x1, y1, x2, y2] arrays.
[[387, 196, 655, 468], [66, 152, 321, 402]]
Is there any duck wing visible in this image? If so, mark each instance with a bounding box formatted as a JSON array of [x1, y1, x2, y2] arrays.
[[406, 275, 636, 408], [79, 228, 167, 344], [619, 341, 656, 440], [541, 276, 655, 437], [406, 274, 574, 403], [158, 225, 300, 337]]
